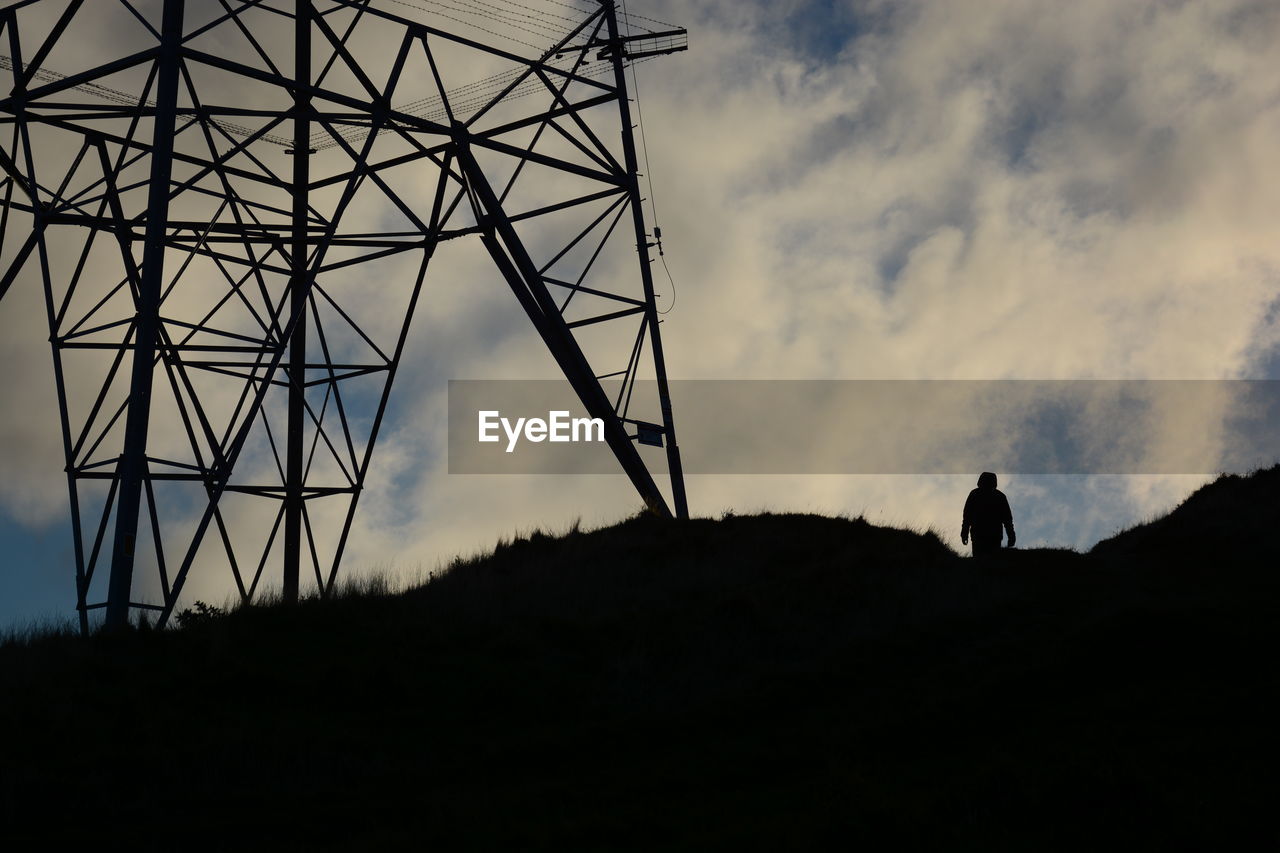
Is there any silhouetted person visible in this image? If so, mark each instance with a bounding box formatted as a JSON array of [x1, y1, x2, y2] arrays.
[[961, 471, 1015, 557]]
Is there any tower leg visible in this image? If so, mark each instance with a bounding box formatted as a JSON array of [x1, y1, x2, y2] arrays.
[[103, 0, 185, 631], [283, 0, 312, 605], [604, 1, 688, 519]]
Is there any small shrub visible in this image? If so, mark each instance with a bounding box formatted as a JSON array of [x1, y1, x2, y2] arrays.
[[175, 601, 225, 629]]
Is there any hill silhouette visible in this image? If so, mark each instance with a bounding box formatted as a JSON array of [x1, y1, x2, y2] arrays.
[[2, 469, 1278, 849], [1092, 464, 1280, 563]]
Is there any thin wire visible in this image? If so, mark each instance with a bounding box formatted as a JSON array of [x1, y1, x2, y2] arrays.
[[452, 0, 583, 36], [309, 52, 620, 151], [543, 0, 673, 33], [657, 253, 677, 315], [619, 0, 677, 315], [0, 54, 296, 146], [433, 0, 570, 40], [382, 0, 545, 51], [2, 5, 668, 159], [496, 0, 599, 26], [617, 7, 678, 31]]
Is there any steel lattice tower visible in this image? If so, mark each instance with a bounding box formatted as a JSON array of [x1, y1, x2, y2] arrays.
[[0, 0, 689, 632]]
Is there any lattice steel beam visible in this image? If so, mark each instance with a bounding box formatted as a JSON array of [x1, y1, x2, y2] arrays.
[[0, 0, 688, 632]]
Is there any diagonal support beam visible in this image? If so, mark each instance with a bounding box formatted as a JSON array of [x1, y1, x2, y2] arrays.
[[454, 128, 673, 518]]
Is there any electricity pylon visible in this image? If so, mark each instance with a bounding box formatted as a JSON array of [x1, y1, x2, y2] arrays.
[[0, 0, 688, 632]]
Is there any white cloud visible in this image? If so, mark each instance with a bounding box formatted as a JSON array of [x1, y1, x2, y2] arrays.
[[4, 0, 1280, 621]]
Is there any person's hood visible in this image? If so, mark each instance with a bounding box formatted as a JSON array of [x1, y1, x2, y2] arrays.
[[977, 471, 997, 489]]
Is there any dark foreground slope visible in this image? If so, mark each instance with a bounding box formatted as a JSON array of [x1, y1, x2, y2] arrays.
[[2, 473, 1278, 850]]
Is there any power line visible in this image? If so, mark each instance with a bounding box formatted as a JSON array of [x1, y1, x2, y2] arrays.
[[382, 0, 547, 51], [619, 0, 677, 315], [517, 0, 675, 34]]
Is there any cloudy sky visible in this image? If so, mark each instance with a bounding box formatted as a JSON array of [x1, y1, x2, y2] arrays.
[[3, 0, 1280, 630]]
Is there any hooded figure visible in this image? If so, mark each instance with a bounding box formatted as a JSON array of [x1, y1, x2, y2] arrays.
[[961, 471, 1015, 557]]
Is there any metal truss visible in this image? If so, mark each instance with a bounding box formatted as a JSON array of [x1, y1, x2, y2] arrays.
[[0, 0, 688, 632]]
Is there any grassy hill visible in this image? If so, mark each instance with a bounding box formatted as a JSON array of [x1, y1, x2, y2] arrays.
[[2, 470, 1278, 849]]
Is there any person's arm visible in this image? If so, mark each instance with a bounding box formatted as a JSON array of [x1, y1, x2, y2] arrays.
[[961, 492, 973, 545], [1001, 493, 1015, 547]]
